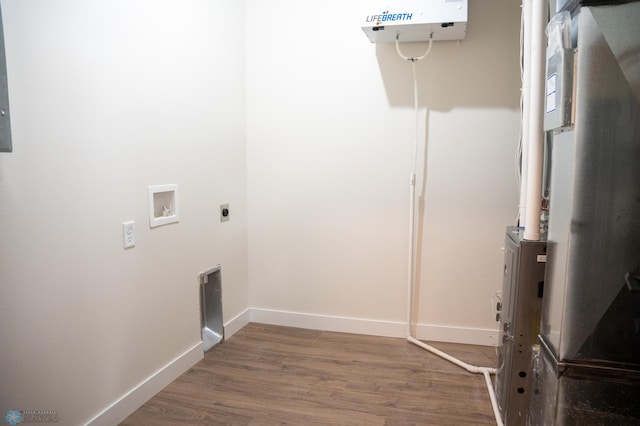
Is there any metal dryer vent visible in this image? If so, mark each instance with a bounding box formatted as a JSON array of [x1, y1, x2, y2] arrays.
[[199, 266, 224, 352]]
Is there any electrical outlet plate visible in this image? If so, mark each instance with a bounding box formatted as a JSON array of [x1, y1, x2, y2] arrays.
[[123, 221, 135, 248], [220, 203, 230, 222]]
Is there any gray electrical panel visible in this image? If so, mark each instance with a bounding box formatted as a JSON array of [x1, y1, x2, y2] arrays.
[[0, 4, 12, 153], [495, 227, 546, 425], [544, 48, 575, 132]]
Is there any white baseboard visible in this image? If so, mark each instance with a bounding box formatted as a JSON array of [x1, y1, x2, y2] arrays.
[[84, 307, 251, 426], [223, 308, 251, 338], [248, 308, 498, 346], [249, 308, 407, 338], [415, 323, 499, 347], [85, 341, 203, 426]]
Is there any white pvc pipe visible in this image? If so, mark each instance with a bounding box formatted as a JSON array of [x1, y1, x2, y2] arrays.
[[407, 336, 502, 426], [406, 172, 416, 338], [483, 369, 505, 426], [523, 0, 547, 241], [405, 57, 421, 339], [519, 0, 533, 227], [407, 336, 497, 375], [395, 37, 503, 426]]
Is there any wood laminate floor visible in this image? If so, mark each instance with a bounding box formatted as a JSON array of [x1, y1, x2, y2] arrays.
[[121, 323, 498, 425]]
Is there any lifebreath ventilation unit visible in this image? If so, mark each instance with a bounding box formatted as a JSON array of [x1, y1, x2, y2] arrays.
[[361, 0, 468, 43]]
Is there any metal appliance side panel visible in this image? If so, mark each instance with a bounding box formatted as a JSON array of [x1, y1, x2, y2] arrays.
[[497, 228, 547, 426], [557, 5, 640, 362], [0, 3, 11, 153], [496, 229, 520, 419], [527, 344, 560, 426], [590, 2, 640, 104], [541, 129, 576, 357], [505, 236, 546, 426]]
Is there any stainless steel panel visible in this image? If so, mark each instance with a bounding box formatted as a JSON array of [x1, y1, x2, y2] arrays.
[[496, 228, 546, 426], [540, 129, 575, 358], [590, 2, 640, 104], [0, 4, 12, 153], [496, 231, 518, 420], [560, 4, 640, 363], [541, 4, 640, 366]]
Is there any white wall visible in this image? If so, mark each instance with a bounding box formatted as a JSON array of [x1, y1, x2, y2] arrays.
[[246, 0, 521, 343], [0, 0, 521, 422], [0, 1, 247, 424]]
